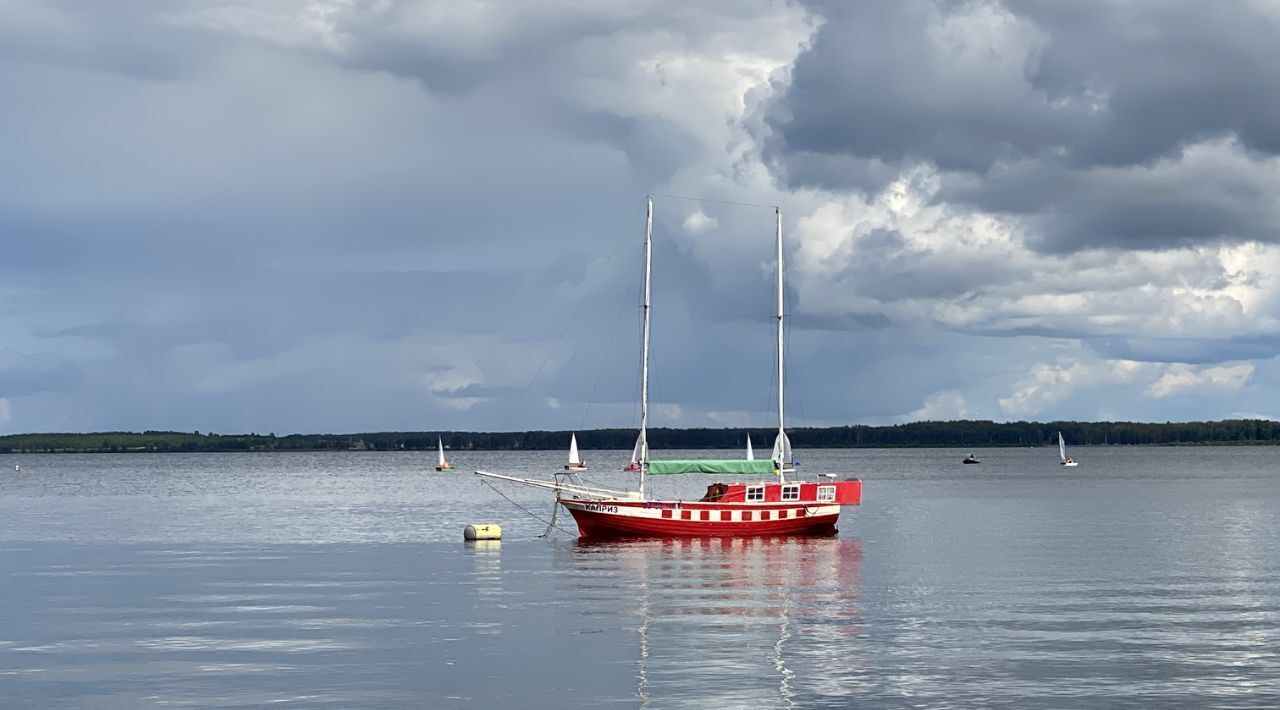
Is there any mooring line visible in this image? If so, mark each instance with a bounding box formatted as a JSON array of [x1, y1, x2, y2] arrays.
[[477, 477, 576, 538]]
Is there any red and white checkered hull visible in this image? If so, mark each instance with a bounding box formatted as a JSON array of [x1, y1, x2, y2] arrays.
[[561, 498, 842, 539]]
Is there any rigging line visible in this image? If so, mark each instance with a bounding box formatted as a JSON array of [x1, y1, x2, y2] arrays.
[[771, 275, 781, 432], [582, 223, 645, 430], [504, 204, 646, 432], [650, 193, 780, 210], [786, 309, 807, 426], [630, 232, 648, 434], [477, 477, 577, 538]]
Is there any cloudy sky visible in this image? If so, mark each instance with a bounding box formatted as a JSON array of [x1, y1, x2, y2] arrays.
[[3, 0, 1280, 435]]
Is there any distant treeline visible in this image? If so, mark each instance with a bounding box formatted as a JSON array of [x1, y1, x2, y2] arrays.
[[2, 419, 1280, 454]]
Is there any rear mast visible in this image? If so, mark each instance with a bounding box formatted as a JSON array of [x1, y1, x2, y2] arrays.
[[638, 196, 654, 498], [774, 206, 790, 484]]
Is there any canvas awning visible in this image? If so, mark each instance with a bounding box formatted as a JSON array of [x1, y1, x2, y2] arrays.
[[645, 459, 778, 475]]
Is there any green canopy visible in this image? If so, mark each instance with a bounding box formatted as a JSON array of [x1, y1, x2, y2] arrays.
[[645, 459, 777, 475]]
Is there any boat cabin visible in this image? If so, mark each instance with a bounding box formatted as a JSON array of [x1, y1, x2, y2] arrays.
[[700, 480, 862, 505]]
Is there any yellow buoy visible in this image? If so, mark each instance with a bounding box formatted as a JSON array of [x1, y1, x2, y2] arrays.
[[463, 524, 502, 541]]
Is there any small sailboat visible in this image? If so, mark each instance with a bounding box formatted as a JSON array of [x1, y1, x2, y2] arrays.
[[962, 453, 980, 464], [745, 434, 754, 461], [624, 435, 642, 471], [565, 433, 587, 471], [434, 437, 454, 471], [1058, 431, 1078, 467]]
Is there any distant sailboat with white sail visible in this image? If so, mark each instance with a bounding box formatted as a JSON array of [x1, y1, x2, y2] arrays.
[[624, 434, 642, 471], [434, 436, 454, 471], [565, 433, 587, 471], [746, 434, 754, 461], [1058, 431, 1078, 467]]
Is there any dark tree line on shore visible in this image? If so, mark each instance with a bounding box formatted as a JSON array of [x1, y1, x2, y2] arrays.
[[2, 419, 1279, 454]]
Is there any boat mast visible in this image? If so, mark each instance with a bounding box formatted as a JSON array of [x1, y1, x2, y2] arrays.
[[775, 206, 788, 484], [639, 196, 654, 498]]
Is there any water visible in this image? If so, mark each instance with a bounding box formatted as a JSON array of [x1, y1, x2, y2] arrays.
[[1, 447, 1277, 708]]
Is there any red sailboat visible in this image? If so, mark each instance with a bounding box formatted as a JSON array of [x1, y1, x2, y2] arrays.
[[477, 197, 862, 539]]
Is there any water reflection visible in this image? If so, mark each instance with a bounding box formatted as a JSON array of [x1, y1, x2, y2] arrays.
[[563, 537, 863, 709], [5, 449, 1280, 707], [465, 540, 503, 599]]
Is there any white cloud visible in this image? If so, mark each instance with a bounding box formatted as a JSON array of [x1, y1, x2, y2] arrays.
[[1230, 411, 1277, 420], [654, 403, 684, 423], [704, 409, 758, 426], [1147, 363, 1254, 399], [999, 358, 1144, 416], [783, 158, 1280, 344], [682, 210, 717, 234], [439, 396, 484, 411], [424, 363, 483, 396], [904, 391, 971, 421], [167, 0, 353, 51]]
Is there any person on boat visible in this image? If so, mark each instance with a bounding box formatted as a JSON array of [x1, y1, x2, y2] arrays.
[[701, 483, 728, 501]]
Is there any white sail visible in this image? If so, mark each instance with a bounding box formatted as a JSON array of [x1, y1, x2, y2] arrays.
[[568, 433, 582, 466], [437, 437, 447, 467], [771, 430, 792, 467], [1058, 431, 1066, 462], [630, 434, 644, 466], [746, 434, 754, 461]]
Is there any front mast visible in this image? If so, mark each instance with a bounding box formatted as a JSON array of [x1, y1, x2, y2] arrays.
[[638, 196, 654, 498]]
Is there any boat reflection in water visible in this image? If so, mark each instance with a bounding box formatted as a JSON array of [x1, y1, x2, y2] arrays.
[[562, 536, 863, 708]]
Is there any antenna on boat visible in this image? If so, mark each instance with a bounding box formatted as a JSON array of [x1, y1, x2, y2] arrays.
[[638, 195, 654, 498]]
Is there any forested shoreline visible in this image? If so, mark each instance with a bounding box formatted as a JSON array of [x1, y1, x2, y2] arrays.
[[2, 419, 1279, 453]]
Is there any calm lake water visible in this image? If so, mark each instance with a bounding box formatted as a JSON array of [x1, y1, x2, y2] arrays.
[[1, 447, 1277, 708]]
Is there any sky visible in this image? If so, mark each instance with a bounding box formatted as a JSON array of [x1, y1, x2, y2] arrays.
[[3, 0, 1280, 435]]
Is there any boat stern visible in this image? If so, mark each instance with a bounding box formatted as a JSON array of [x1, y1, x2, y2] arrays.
[[833, 479, 862, 505]]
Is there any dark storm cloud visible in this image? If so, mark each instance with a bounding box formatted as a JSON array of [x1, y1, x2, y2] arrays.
[[1090, 334, 1280, 366], [942, 147, 1280, 252], [0, 1, 219, 81], [4, 0, 1276, 433], [0, 0, 728, 433], [320, 2, 734, 187], [330, 3, 648, 96], [814, 227, 1020, 301], [0, 352, 83, 398], [761, 0, 1280, 251]]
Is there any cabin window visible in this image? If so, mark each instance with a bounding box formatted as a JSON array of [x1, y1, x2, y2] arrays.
[[720, 511, 732, 522], [778, 509, 788, 519], [761, 511, 771, 521], [661, 509, 673, 519], [681, 510, 692, 521], [746, 485, 764, 502], [742, 511, 753, 521], [781, 484, 800, 502], [700, 511, 710, 521], [817, 485, 836, 502]]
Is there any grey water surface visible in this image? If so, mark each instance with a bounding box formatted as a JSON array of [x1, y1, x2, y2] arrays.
[[1, 447, 1277, 708]]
